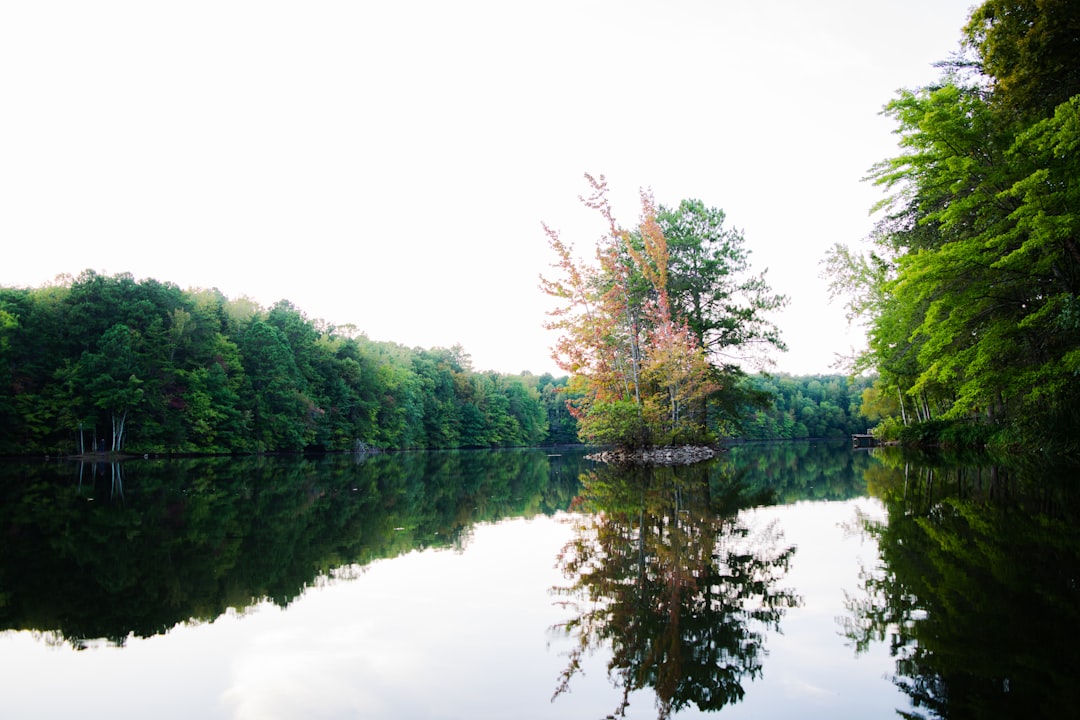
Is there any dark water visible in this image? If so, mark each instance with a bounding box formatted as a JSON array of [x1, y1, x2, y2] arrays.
[[0, 443, 1076, 719]]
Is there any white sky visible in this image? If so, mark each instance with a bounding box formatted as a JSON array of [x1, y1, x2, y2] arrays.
[[1, 1, 975, 376]]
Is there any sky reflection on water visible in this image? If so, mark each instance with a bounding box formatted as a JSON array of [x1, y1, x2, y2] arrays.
[[0, 497, 902, 720]]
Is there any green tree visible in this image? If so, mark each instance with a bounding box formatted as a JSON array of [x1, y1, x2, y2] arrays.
[[81, 324, 146, 452], [0, 271, 556, 454], [0, 304, 22, 451], [656, 200, 787, 436], [181, 333, 249, 452], [411, 346, 464, 448], [824, 1, 1080, 448], [238, 319, 313, 451], [733, 374, 873, 440], [538, 374, 579, 444], [964, 0, 1080, 121], [659, 199, 787, 367]]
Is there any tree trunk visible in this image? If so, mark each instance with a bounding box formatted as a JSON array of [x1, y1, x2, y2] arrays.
[[111, 410, 127, 452]]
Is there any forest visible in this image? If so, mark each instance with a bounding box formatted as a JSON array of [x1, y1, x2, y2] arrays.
[[738, 373, 875, 440], [0, 271, 568, 455], [826, 0, 1080, 452], [0, 271, 867, 456]]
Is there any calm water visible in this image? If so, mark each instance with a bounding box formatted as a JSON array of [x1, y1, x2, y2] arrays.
[[1, 443, 1077, 719]]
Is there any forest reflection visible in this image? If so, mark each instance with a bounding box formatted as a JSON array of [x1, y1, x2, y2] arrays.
[[844, 450, 1080, 719], [550, 461, 800, 719], [5, 442, 1076, 717], [0, 449, 586, 648], [75, 460, 126, 501], [0, 441, 869, 652]]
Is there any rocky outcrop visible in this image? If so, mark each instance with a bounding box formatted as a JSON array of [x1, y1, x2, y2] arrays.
[[585, 445, 723, 466]]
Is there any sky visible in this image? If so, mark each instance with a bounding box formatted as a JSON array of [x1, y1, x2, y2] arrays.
[[1, 1, 976, 376]]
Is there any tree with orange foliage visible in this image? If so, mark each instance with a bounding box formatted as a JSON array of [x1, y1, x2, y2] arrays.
[[540, 175, 717, 447]]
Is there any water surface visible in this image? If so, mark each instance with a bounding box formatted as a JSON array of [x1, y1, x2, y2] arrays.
[[1, 443, 1075, 719]]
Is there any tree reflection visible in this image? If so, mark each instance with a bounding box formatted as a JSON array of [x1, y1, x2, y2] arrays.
[[0, 448, 588, 648], [551, 462, 799, 719], [844, 451, 1080, 719]]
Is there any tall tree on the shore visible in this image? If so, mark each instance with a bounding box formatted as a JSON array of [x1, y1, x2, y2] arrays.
[[82, 323, 145, 452], [824, 0, 1080, 444]]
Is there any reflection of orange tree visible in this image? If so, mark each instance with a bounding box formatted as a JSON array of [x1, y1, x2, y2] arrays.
[[551, 462, 798, 719]]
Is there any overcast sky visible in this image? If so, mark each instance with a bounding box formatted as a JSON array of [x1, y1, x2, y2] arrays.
[[1, 1, 975, 376]]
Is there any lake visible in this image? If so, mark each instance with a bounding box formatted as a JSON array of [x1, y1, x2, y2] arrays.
[[1, 443, 1077, 719]]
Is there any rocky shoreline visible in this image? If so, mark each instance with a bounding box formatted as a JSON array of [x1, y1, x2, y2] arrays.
[[585, 444, 724, 466]]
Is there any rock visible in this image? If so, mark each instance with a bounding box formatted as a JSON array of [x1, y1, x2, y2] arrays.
[[584, 445, 723, 466]]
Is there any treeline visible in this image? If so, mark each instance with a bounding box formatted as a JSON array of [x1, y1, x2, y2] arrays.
[[0, 271, 575, 455], [736, 373, 874, 440]]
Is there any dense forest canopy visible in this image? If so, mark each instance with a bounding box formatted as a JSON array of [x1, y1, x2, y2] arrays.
[[739, 373, 875, 441], [0, 270, 566, 455], [825, 0, 1080, 451]]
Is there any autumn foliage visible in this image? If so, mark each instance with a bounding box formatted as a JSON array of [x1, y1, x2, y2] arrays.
[[541, 175, 717, 447]]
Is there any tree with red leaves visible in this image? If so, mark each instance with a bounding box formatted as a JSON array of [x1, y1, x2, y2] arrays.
[[541, 175, 717, 447]]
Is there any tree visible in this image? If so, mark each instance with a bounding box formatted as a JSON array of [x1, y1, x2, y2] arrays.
[[657, 200, 788, 436], [0, 271, 558, 454], [964, 0, 1080, 121], [0, 305, 21, 451], [541, 176, 717, 446], [538, 374, 579, 445], [238, 319, 313, 451], [659, 200, 787, 368], [733, 373, 874, 440], [823, 1, 1080, 446], [82, 324, 145, 452]]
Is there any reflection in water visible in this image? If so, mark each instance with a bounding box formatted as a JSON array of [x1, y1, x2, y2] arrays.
[[0, 449, 587, 649], [10, 441, 1076, 718], [550, 461, 800, 719], [75, 461, 125, 501], [723, 440, 880, 503], [844, 451, 1080, 719]]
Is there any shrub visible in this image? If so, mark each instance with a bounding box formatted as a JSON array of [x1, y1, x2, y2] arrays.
[[576, 400, 651, 447]]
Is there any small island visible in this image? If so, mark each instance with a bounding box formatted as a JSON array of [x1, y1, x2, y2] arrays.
[[541, 176, 787, 461], [585, 444, 722, 466]]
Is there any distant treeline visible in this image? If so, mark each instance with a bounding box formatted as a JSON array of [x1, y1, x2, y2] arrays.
[[0, 271, 868, 455], [737, 373, 875, 440], [0, 271, 576, 455]]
